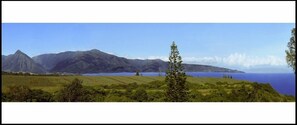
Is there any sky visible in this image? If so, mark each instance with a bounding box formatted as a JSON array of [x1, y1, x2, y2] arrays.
[[2, 23, 295, 73]]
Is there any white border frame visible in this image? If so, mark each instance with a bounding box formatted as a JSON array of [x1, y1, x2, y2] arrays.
[[1, 1, 296, 124], [2, 102, 296, 124], [2, 1, 296, 23]]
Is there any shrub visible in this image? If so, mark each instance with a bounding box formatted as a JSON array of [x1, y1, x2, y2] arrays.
[[4, 85, 31, 102], [104, 95, 134, 102], [132, 88, 148, 102], [189, 89, 204, 102], [29, 89, 53, 102], [147, 91, 166, 102], [55, 78, 94, 102], [3, 85, 54, 102]]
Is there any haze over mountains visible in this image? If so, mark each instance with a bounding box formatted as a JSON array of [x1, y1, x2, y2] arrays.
[[2, 49, 244, 74]]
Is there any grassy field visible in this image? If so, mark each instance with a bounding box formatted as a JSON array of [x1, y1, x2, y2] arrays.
[[2, 74, 295, 102], [2, 75, 249, 93]]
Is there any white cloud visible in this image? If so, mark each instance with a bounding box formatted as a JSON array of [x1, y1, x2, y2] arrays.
[[123, 53, 291, 73], [124, 53, 287, 69], [127, 56, 168, 61], [223, 53, 286, 67], [147, 56, 168, 61], [183, 56, 220, 64], [183, 53, 286, 68]]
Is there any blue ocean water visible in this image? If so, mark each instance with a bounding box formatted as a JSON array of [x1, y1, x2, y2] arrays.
[[83, 72, 296, 96]]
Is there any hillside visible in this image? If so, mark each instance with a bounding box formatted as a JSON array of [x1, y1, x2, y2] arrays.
[[32, 49, 243, 73], [2, 50, 46, 73], [2, 49, 243, 74]]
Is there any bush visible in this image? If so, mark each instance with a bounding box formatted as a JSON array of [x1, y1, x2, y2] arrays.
[[2, 93, 8, 102], [104, 95, 134, 102], [125, 87, 133, 99], [204, 88, 229, 102], [4, 85, 31, 102], [103, 89, 134, 102], [189, 90, 204, 102], [132, 88, 148, 102], [2, 85, 54, 102], [229, 84, 252, 102], [29, 89, 53, 102], [55, 78, 94, 102], [147, 90, 166, 102], [142, 80, 166, 89]]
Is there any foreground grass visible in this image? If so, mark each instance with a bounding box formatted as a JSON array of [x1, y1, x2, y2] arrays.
[[2, 74, 295, 102], [2, 75, 247, 93]]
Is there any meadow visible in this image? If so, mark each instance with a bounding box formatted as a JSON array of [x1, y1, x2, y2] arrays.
[[2, 74, 295, 102], [2, 75, 248, 92]]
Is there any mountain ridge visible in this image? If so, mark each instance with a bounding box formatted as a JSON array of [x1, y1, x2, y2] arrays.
[[2, 49, 244, 74], [2, 50, 46, 73]]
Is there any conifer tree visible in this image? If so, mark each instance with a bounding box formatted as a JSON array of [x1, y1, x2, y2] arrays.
[[286, 28, 296, 73], [165, 41, 188, 102]]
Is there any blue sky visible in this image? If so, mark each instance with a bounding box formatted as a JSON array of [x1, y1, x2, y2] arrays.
[[2, 23, 295, 73]]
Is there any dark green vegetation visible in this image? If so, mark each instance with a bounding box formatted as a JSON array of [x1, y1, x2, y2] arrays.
[[2, 75, 295, 102], [2, 49, 243, 74], [166, 42, 188, 102], [285, 28, 295, 73]]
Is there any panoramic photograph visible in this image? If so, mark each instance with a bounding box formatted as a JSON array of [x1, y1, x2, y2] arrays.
[[1, 23, 295, 102]]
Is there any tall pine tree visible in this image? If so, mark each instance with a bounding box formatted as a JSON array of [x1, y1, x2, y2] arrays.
[[165, 41, 188, 102], [286, 28, 296, 73]]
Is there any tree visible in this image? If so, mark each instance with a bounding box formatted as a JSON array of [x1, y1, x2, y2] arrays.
[[132, 88, 148, 102], [165, 41, 188, 102], [29, 89, 53, 102], [5, 85, 31, 102], [3, 85, 53, 102], [286, 28, 296, 73], [56, 78, 88, 102]]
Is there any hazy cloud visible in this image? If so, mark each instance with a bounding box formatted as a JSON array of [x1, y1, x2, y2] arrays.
[[183, 53, 286, 68], [132, 53, 287, 68]]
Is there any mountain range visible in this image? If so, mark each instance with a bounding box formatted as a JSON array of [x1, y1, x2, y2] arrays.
[[2, 49, 244, 74]]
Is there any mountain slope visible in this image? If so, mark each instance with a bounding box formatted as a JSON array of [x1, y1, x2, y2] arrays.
[[32, 51, 79, 70], [2, 55, 7, 66], [2, 50, 46, 73], [33, 49, 243, 73], [49, 49, 135, 73]]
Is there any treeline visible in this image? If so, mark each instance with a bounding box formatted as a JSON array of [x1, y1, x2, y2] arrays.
[[2, 78, 295, 102]]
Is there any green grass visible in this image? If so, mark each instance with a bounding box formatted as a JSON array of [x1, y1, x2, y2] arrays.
[[2, 74, 295, 102], [2, 75, 247, 93]]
